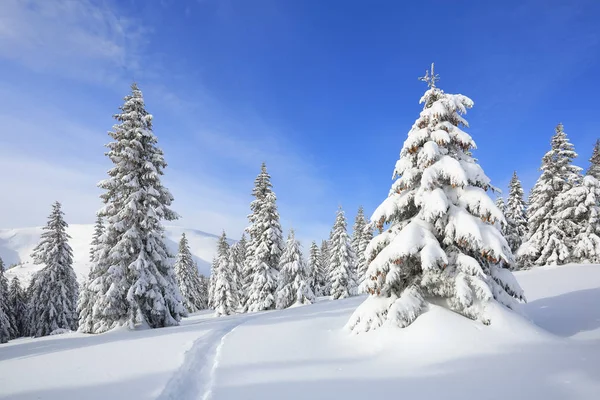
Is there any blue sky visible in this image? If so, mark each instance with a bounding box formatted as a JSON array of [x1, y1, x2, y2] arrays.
[[0, 0, 598, 244]]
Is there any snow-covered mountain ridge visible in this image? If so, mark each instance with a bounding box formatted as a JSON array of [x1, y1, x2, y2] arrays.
[[0, 224, 225, 286]]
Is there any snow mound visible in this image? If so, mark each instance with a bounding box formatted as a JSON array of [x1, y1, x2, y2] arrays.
[[0, 224, 227, 286]]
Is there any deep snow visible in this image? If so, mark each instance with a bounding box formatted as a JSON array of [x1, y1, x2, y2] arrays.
[[0, 264, 599, 400], [0, 225, 225, 286]]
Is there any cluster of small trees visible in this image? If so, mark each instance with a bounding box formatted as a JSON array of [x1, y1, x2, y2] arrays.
[[205, 163, 374, 316], [0, 82, 374, 341], [494, 126, 600, 269]]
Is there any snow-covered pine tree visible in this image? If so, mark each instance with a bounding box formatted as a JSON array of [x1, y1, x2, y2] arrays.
[[521, 124, 582, 267], [356, 222, 373, 292], [78, 215, 105, 327], [495, 197, 505, 214], [245, 164, 284, 312], [213, 232, 239, 316], [308, 241, 326, 296], [587, 140, 600, 179], [351, 206, 367, 259], [89, 215, 104, 263], [198, 274, 210, 308], [28, 202, 79, 337], [329, 207, 356, 300], [557, 175, 600, 263], [504, 171, 528, 257], [346, 65, 525, 333], [78, 83, 185, 333], [0, 259, 12, 342], [8, 277, 27, 338], [319, 240, 330, 295], [556, 143, 600, 263], [229, 235, 246, 301], [208, 257, 217, 310], [277, 230, 315, 309], [174, 233, 206, 313]]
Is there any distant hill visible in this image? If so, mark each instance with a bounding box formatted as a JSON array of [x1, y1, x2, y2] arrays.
[[0, 224, 229, 286]]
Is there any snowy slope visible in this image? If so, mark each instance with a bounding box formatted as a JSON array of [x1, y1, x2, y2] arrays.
[[0, 264, 599, 400], [0, 224, 224, 285]]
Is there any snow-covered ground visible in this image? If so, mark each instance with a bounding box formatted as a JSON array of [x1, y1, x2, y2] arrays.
[[1, 264, 599, 400], [0, 225, 225, 285]]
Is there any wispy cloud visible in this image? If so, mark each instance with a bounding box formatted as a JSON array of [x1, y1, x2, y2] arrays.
[[0, 0, 146, 84], [0, 0, 334, 244]]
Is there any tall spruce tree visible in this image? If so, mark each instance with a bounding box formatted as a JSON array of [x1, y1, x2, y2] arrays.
[[356, 222, 373, 292], [319, 240, 330, 295], [504, 172, 528, 258], [174, 233, 206, 313], [351, 206, 367, 259], [78, 83, 185, 333], [78, 215, 105, 328], [277, 230, 315, 309], [346, 65, 524, 333], [245, 163, 284, 312], [329, 207, 356, 300], [587, 140, 600, 179], [229, 235, 246, 301], [556, 143, 600, 263], [28, 202, 79, 337], [495, 197, 505, 215], [213, 232, 239, 316], [208, 257, 217, 310], [0, 259, 12, 342], [557, 175, 600, 263], [8, 277, 27, 338], [308, 241, 325, 296], [521, 124, 582, 267], [89, 215, 104, 263], [351, 206, 367, 287]]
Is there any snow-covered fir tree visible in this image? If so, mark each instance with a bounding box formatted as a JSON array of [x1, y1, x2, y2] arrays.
[[0, 259, 12, 342], [78, 83, 185, 333], [329, 207, 356, 300], [495, 197, 505, 214], [8, 277, 27, 338], [557, 174, 600, 263], [308, 241, 326, 296], [244, 163, 284, 312], [521, 124, 582, 267], [504, 171, 527, 257], [208, 257, 217, 310], [229, 235, 246, 300], [277, 230, 315, 309], [89, 215, 104, 263], [346, 65, 525, 333], [556, 144, 600, 264], [587, 140, 600, 179], [28, 202, 79, 337], [319, 240, 330, 295], [213, 232, 239, 316], [356, 222, 373, 292], [351, 206, 367, 260], [174, 233, 206, 313], [199, 274, 210, 307], [78, 215, 105, 325]]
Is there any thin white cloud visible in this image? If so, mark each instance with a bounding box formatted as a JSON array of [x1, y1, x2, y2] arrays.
[[0, 1, 334, 245], [0, 0, 145, 84]]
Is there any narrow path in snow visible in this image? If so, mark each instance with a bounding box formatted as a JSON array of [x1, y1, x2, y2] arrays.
[[155, 313, 260, 400]]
